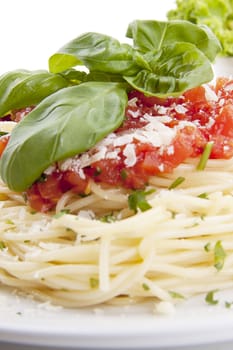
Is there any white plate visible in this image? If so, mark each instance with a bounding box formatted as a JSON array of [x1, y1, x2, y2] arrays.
[[1, 286, 233, 349], [1, 1, 233, 349]]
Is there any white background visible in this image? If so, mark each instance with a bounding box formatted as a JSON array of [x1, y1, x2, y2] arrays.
[[0, 0, 175, 74]]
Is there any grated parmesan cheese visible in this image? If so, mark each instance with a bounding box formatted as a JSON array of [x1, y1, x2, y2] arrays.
[[174, 104, 188, 114], [127, 109, 141, 118], [204, 84, 218, 102], [224, 83, 233, 91], [123, 143, 137, 167]]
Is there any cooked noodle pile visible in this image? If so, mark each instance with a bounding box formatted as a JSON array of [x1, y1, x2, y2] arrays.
[[1, 157, 233, 308]]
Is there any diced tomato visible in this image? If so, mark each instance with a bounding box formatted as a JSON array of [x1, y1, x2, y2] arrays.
[[0, 135, 9, 157], [37, 173, 63, 201], [88, 159, 123, 186], [184, 86, 207, 104], [26, 184, 54, 212], [211, 104, 233, 138], [62, 170, 89, 194], [27, 173, 64, 212], [215, 77, 233, 99]]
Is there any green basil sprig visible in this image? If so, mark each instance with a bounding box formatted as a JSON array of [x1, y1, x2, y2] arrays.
[[48, 20, 221, 97], [0, 82, 127, 191], [0, 70, 70, 117]]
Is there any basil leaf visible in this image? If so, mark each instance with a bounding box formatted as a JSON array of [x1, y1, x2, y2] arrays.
[[0, 82, 127, 191], [126, 20, 221, 61], [0, 70, 70, 118], [49, 32, 139, 75], [124, 42, 214, 97]]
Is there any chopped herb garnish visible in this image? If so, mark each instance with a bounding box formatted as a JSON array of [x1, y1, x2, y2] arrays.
[[0, 131, 8, 137], [198, 193, 209, 199], [169, 290, 185, 299], [204, 242, 211, 252], [214, 240, 226, 271], [37, 173, 47, 183], [196, 142, 214, 171], [5, 219, 15, 225], [30, 210, 37, 215], [168, 176, 185, 190], [142, 283, 150, 291], [53, 209, 70, 219], [100, 213, 116, 223], [94, 167, 102, 176], [225, 301, 233, 309], [185, 222, 199, 229], [171, 211, 177, 219], [22, 192, 27, 202], [205, 290, 219, 305], [128, 189, 155, 213], [120, 169, 128, 180], [0, 241, 6, 250], [90, 277, 99, 289]]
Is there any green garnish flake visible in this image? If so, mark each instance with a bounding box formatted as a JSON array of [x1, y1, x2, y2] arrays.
[[169, 290, 185, 299], [94, 167, 102, 176], [128, 189, 155, 213], [142, 283, 150, 291], [204, 242, 211, 252], [100, 213, 116, 223], [53, 209, 70, 219], [5, 219, 15, 225], [168, 176, 185, 190], [214, 240, 226, 271], [0, 241, 6, 250], [120, 169, 128, 180], [205, 290, 219, 305], [225, 301, 233, 309], [90, 277, 99, 289], [0, 131, 8, 137], [198, 193, 209, 199], [196, 142, 214, 171]]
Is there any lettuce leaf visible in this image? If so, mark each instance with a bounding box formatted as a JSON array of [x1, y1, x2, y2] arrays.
[[167, 0, 233, 56]]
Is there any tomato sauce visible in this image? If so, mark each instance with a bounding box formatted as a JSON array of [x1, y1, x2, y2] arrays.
[[1, 78, 233, 212]]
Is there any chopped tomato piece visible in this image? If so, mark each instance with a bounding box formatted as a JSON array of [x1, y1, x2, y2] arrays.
[[0, 135, 9, 157], [62, 170, 89, 194], [211, 104, 233, 138]]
